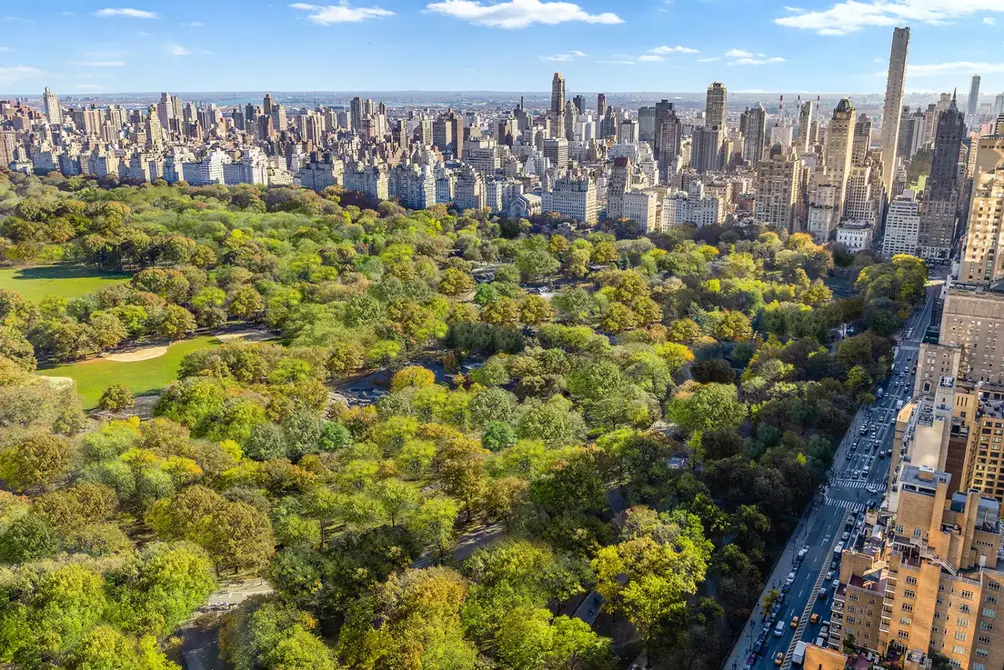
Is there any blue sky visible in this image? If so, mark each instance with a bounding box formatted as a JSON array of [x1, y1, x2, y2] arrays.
[[1, 0, 1003, 95]]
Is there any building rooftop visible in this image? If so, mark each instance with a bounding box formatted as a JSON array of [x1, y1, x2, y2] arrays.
[[900, 465, 950, 496]]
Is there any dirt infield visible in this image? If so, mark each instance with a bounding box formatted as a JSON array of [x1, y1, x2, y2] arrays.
[[100, 345, 169, 362], [214, 328, 274, 343]]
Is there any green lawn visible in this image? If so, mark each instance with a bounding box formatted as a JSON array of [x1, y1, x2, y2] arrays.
[[38, 336, 220, 410], [0, 264, 131, 302]]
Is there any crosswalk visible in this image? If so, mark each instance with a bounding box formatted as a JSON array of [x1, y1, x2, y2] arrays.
[[824, 497, 866, 512], [832, 479, 872, 489]]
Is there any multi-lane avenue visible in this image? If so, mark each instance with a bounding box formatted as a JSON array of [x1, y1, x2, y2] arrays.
[[722, 283, 940, 670]]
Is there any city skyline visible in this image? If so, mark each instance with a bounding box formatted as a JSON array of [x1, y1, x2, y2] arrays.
[[0, 0, 1002, 95]]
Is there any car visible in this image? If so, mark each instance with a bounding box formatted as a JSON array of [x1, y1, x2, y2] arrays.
[[830, 560, 838, 570], [790, 616, 800, 628], [815, 636, 826, 647], [782, 581, 791, 593], [774, 652, 785, 666], [774, 620, 785, 637], [832, 578, 840, 590], [818, 588, 828, 600], [810, 612, 821, 624], [753, 637, 765, 654], [841, 532, 850, 541], [776, 593, 785, 605], [826, 570, 834, 581]]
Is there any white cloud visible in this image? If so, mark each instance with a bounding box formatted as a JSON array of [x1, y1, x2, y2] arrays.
[[725, 48, 753, 58], [649, 45, 699, 54], [908, 60, 1004, 76], [183, 21, 204, 27], [783, 5, 804, 11], [94, 8, 159, 18], [289, 2, 394, 23], [775, 0, 1004, 36], [541, 49, 586, 61], [0, 47, 9, 52], [984, 16, 995, 23], [0, 65, 43, 85], [168, 44, 191, 56], [697, 56, 721, 62], [69, 60, 126, 67], [638, 54, 664, 62], [730, 56, 785, 65], [424, 0, 622, 28]]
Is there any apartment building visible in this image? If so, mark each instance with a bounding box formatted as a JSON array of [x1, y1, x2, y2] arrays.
[[940, 288, 1004, 385], [831, 467, 1004, 670]]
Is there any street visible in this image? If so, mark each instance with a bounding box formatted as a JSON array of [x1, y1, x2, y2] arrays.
[[721, 283, 939, 670]]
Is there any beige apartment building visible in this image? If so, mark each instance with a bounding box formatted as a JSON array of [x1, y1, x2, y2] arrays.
[[831, 467, 1004, 670], [940, 288, 1004, 385]]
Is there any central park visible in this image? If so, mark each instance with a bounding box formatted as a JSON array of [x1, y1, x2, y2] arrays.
[[0, 172, 926, 670]]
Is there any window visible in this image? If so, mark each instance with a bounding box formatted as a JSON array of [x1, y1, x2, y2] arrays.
[[952, 645, 965, 655], [958, 618, 969, 628], [961, 605, 972, 614], [898, 630, 910, 639], [963, 591, 975, 600], [913, 528, 923, 538], [896, 524, 905, 534], [984, 608, 997, 619], [902, 604, 914, 612], [979, 634, 993, 644], [988, 595, 998, 604], [905, 590, 916, 599], [900, 617, 912, 625], [976, 648, 989, 658], [980, 621, 994, 631], [906, 576, 918, 585], [955, 631, 967, 641]]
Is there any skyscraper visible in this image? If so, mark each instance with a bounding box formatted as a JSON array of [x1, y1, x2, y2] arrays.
[[739, 103, 767, 166], [755, 143, 802, 231], [551, 72, 566, 139], [654, 100, 681, 161], [42, 88, 61, 126], [968, 74, 982, 127], [572, 95, 585, 116], [916, 94, 966, 261], [880, 27, 910, 195], [705, 82, 727, 130], [959, 167, 1004, 283], [597, 93, 607, 119], [852, 113, 872, 165], [928, 93, 965, 202], [795, 98, 814, 154], [825, 98, 856, 216]]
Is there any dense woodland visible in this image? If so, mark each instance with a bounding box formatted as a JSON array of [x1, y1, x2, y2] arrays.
[[0, 170, 928, 670]]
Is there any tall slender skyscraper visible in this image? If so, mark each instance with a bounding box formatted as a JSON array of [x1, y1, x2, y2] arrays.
[[551, 73, 566, 139], [968, 74, 982, 127], [597, 93, 607, 119], [705, 82, 727, 130], [880, 27, 910, 195], [42, 88, 62, 126]]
